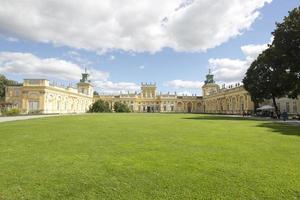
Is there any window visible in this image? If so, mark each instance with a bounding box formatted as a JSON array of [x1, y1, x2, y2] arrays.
[[171, 106, 174, 111], [286, 102, 290, 113], [163, 105, 166, 111], [29, 101, 39, 112], [293, 101, 297, 113], [15, 89, 20, 97]]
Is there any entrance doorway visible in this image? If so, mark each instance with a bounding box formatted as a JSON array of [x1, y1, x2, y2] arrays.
[[29, 100, 39, 112], [146, 106, 155, 112]]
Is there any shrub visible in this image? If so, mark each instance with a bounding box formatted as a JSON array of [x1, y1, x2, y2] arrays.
[[28, 110, 42, 115], [88, 100, 111, 113], [113, 102, 131, 113], [1, 108, 20, 116]]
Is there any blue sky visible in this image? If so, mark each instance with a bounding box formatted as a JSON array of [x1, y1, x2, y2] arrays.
[[0, 0, 299, 95]]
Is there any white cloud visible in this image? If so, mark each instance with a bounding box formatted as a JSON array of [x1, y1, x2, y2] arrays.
[[65, 50, 93, 66], [209, 58, 248, 83], [209, 39, 272, 83], [139, 65, 145, 70], [0, 0, 271, 53], [164, 80, 202, 95], [6, 37, 19, 42], [165, 80, 204, 89], [109, 55, 115, 61], [67, 51, 80, 57], [241, 37, 273, 61], [94, 81, 139, 94], [176, 91, 194, 96], [241, 43, 268, 60], [0, 52, 108, 81], [165, 0, 272, 52]]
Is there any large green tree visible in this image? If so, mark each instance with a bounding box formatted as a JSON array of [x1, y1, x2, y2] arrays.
[[88, 100, 111, 113], [243, 6, 300, 116], [243, 47, 290, 116], [271, 6, 300, 98], [113, 102, 131, 113]]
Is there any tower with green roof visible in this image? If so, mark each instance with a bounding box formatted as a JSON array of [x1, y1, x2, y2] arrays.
[[77, 68, 94, 96], [202, 69, 220, 97]]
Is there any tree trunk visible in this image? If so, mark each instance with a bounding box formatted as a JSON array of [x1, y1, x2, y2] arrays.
[[254, 101, 259, 114], [271, 94, 279, 119]]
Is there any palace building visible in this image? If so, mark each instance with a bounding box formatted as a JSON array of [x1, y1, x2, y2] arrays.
[[5, 70, 93, 114], [5, 70, 300, 115]]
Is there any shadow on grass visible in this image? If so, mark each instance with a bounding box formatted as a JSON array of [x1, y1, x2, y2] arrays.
[[182, 115, 300, 137], [256, 123, 300, 137]]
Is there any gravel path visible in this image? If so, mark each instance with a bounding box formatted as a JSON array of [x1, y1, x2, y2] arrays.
[[0, 115, 59, 123]]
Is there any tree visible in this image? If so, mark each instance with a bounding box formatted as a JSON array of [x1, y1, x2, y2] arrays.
[[88, 100, 111, 113], [243, 6, 300, 116], [113, 102, 131, 112], [271, 6, 300, 98], [0, 74, 19, 101], [93, 91, 99, 96], [243, 47, 290, 116]]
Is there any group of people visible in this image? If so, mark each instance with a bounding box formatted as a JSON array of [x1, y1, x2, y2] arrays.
[[258, 110, 289, 121]]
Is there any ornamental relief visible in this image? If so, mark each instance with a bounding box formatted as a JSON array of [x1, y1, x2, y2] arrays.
[[28, 93, 39, 99]]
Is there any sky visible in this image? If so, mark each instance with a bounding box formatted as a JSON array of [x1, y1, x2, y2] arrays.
[[0, 0, 299, 95]]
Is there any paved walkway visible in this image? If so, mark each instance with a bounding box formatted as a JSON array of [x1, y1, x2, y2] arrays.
[[274, 120, 300, 125], [0, 115, 59, 123], [1, 113, 299, 125], [209, 114, 300, 125]]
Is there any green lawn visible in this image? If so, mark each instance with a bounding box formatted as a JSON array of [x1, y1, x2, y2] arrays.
[[0, 114, 299, 199]]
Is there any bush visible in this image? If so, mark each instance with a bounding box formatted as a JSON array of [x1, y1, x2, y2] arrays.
[[88, 100, 111, 113], [1, 108, 20, 116], [113, 102, 131, 113], [28, 110, 42, 115]]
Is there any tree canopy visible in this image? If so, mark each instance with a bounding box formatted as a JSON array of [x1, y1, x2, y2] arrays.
[[88, 100, 111, 113], [243, 47, 290, 114], [271, 6, 300, 98], [113, 102, 131, 113], [243, 6, 300, 115]]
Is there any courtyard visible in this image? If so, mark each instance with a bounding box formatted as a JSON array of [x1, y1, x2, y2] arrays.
[[0, 113, 300, 199], [0, 114, 299, 199]]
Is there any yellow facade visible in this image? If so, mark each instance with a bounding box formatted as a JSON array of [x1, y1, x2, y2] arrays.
[[5, 75, 93, 114], [202, 84, 254, 114], [94, 83, 204, 113], [4, 71, 300, 115]]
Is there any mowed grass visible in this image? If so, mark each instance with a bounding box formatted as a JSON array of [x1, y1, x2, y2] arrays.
[[0, 114, 299, 200]]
